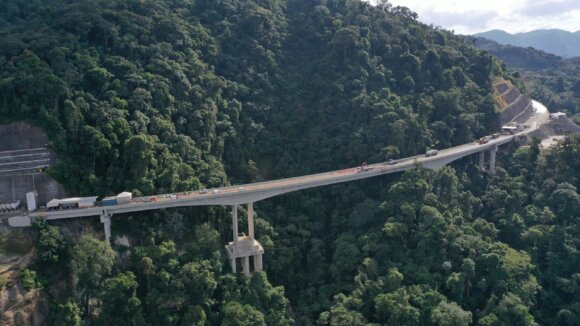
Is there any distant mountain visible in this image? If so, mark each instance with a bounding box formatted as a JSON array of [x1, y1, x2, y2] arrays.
[[470, 37, 566, 71], [474, 29, 580, 58], [469, 36, 580, 118]]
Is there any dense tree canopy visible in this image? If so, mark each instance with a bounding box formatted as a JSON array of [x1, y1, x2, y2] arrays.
[[2, 0, 578, 325]]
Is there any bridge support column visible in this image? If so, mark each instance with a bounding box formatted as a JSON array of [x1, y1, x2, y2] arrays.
[[254, 253, 263, 272], [247, 202, 263, 272], [230, 257, 236, 273], [489, 147, 498, 175], [243, 256, 250, 276], [479, 151, 485, 171], [248, 202, 254, 239], [232, 205, 239, 244], [100, 213, 112, 245], [225, 203, 264, 275]]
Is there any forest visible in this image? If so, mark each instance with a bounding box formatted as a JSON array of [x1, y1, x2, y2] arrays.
[[0, 0, 578, 325]]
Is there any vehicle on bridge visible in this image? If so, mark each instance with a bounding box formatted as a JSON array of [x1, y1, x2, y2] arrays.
[[387, 159, 397, 165], [46, 196, 98, 211], [102, 196, 118, 206], [425, 149, 438, 157], [357, 162, 374, 172], [502, 123, 527, 135], [477, 136, 492, 144], [43, 192, 134, 211]]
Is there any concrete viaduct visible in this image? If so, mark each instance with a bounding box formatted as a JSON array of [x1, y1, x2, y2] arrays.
[[8, 102, 549, 276]]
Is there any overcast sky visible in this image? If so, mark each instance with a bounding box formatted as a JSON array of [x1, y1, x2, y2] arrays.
[[367, 0, 580, 34]]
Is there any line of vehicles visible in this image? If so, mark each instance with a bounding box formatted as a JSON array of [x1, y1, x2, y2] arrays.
[[20, 128, 521, 214], [0, 200, 21, 213], [422, 130, 509, 158], [35, 187, 233, 213], [477, 133, 501, 145]]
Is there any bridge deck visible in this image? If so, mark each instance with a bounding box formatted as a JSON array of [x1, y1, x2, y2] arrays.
[[11, 100, 550, 224]]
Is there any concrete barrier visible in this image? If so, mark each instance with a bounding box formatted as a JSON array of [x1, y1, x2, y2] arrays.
[[8, 215, 32, 227]]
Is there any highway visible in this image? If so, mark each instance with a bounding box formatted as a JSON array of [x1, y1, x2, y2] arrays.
[[8, 101, 549, 226]]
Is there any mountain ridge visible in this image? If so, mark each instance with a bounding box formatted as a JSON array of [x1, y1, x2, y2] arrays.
[[475, 28, 580, 58]]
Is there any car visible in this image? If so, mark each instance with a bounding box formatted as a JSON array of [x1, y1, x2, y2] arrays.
[[425, 149, 438, 157], [238, 186, 245, 191], [212, 189, 220, 194], [478, 136, 492, 144], [387, 159, 397, 165], [150, 197, 157, 202], [357, 162, 373, 172], [199, 189, 208, 194]]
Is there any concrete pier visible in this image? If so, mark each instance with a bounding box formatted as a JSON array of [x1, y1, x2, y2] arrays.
[[488, 146, 498, 175], [231, 205, 239, 243], [100, 213, 112, 244], [254, 252, 263, 271], [479, 151, 485, 171], [225, 203, 264, 275], [248, 202, 254, 239]]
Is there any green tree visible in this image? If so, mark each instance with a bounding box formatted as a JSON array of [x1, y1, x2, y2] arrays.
[[177, 260, 217, 306], [32, 219, 69, 268], [222, 301, 266, 326], [494, 293, 538, 326], [54, 299, 82, 326], [374, 289, 420, 325], [100, 272, 144, 325], [431, 301, 472, 326], [71, 236, 115, 318]]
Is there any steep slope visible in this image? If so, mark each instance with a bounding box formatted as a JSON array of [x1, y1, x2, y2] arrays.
[[472, 36, 580, 119], [492, 79, 533, 125]]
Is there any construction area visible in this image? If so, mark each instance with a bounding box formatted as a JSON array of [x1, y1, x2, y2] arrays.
[[0, 123, 66, 207], [494, 79, 579, 146]]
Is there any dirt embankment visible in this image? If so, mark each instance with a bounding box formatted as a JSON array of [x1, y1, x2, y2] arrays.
[[1, 284, 48, 326], [493, 79, 534, 125], [530, 116, 580, 139], [493, 79, 580, 144], [0, 227, 48, 326]]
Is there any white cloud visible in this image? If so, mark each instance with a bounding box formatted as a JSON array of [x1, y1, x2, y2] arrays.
[[366, 0, 580, 34]]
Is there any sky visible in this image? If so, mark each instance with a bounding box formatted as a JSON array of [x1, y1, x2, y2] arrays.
[[366, 0, 580, 35]]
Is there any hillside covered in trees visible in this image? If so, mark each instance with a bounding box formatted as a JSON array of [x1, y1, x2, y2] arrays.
[[473, 36, 580, 123], [1, 0, 579, 325]]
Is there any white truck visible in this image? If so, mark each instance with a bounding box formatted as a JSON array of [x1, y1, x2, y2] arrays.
[[26, 191, 37, 211]]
